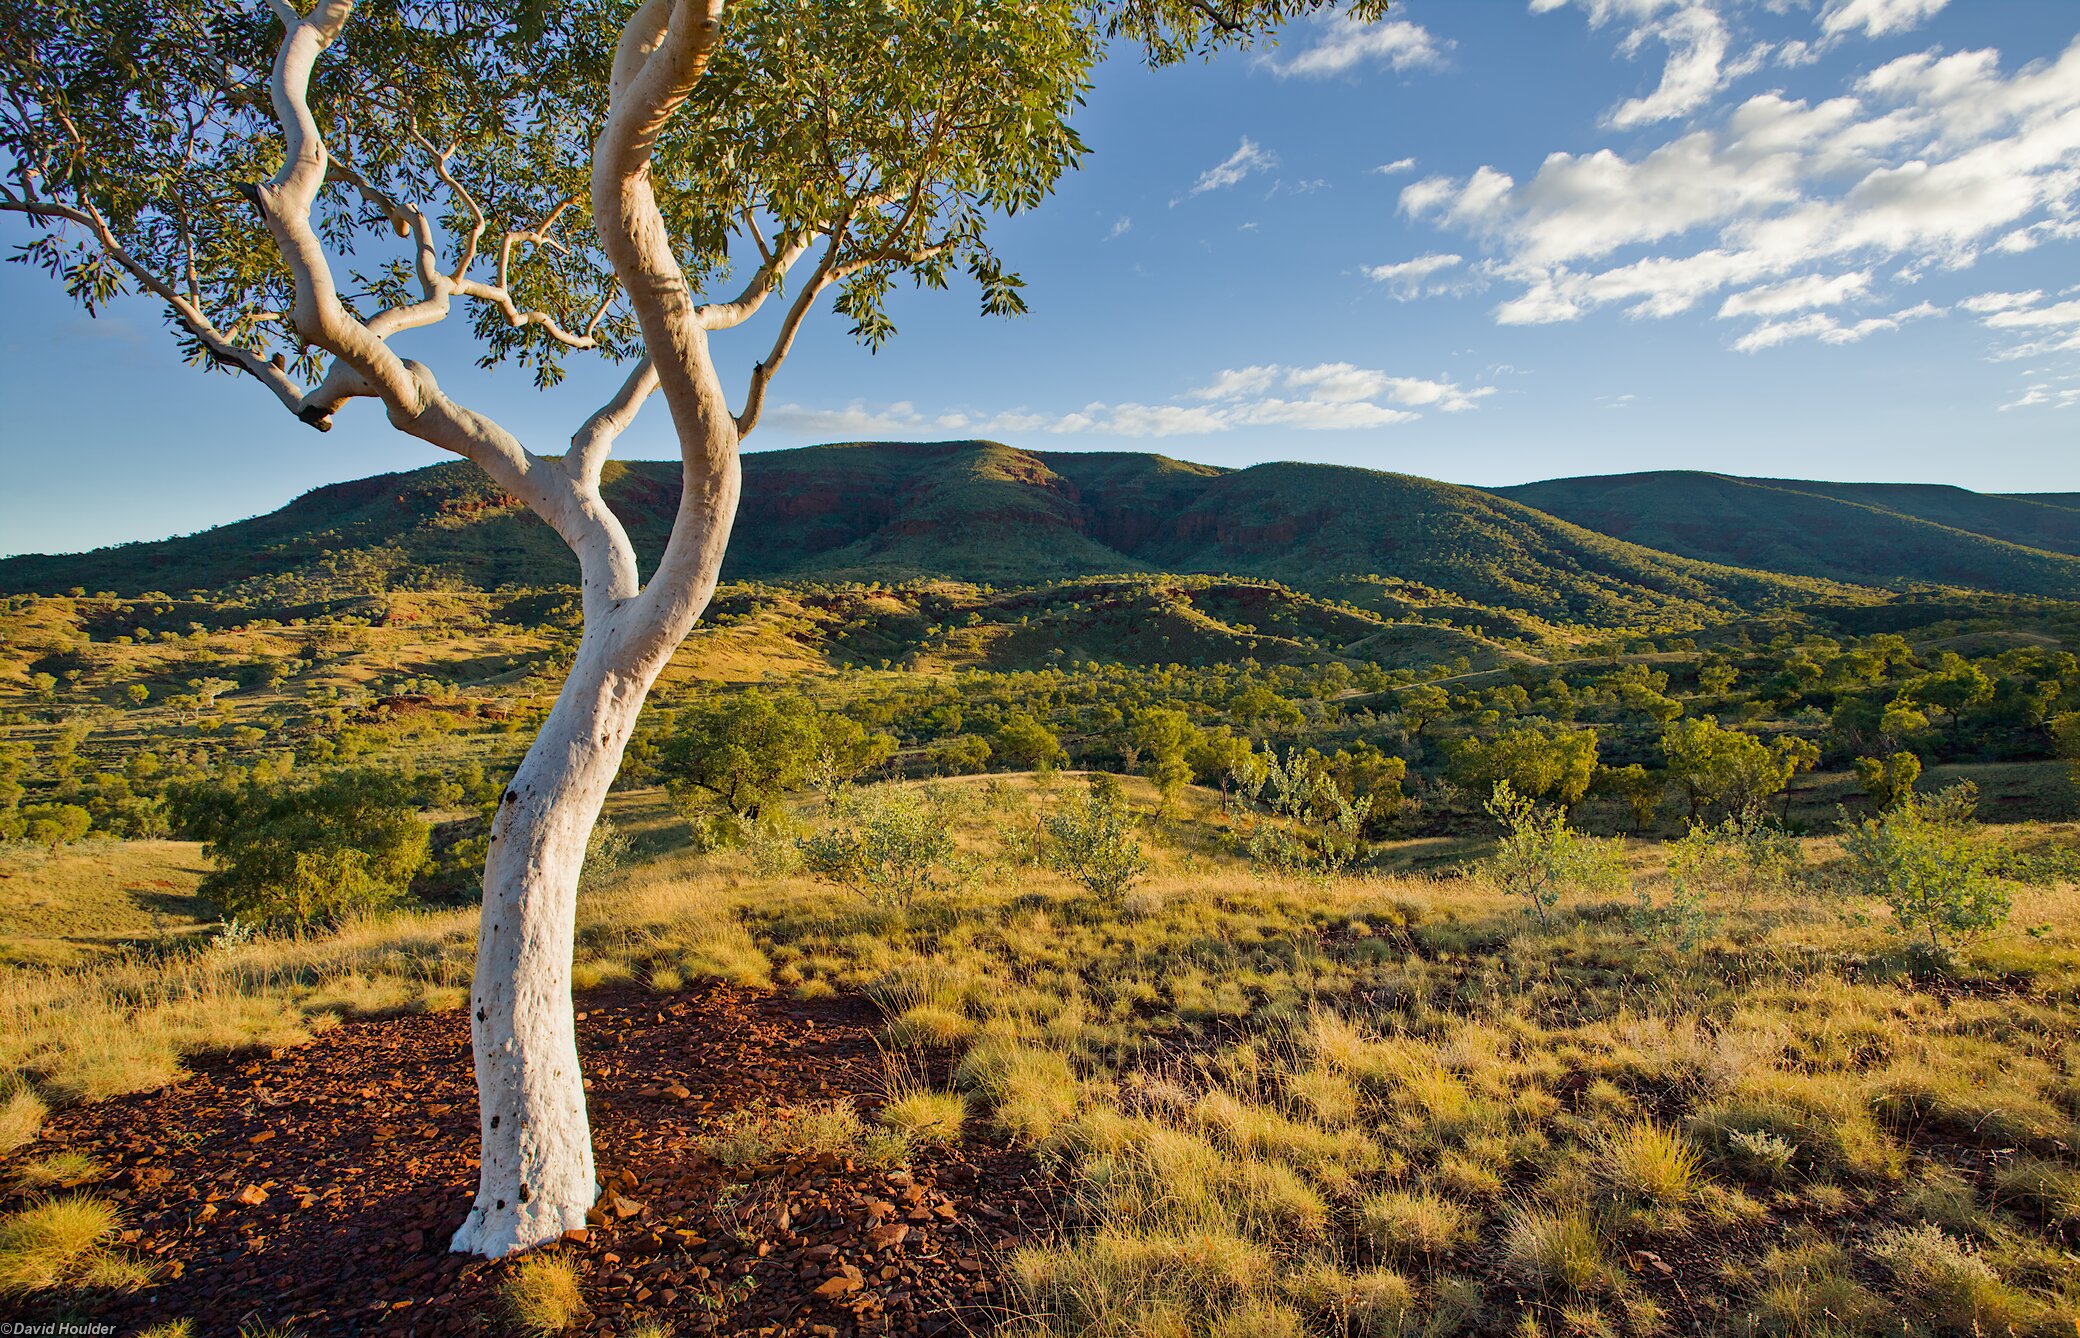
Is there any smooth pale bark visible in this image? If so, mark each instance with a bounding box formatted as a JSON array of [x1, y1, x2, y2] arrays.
[[6, 0, 788, 1260], [449, 626, 653, 1255]]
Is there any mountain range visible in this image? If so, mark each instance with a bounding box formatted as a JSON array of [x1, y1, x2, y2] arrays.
[[3, 442, 2075, 626]]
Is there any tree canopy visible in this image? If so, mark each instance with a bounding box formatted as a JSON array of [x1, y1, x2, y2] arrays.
[[1, 0, 1386, 423]]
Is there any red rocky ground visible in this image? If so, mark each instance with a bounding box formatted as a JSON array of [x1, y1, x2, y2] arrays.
[[10, 983, 1057, 1336]]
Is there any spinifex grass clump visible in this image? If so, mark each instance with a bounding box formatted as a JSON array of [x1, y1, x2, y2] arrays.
[[0, 1193, 154, 1296]]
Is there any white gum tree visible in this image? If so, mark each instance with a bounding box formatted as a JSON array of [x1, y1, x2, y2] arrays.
[[0, 0, 1383, 1258]]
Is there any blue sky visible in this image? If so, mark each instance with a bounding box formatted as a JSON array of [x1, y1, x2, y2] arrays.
[[2, 0, 2077, 557]]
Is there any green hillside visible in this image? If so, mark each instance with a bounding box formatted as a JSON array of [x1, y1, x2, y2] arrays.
[[1749, 478, 2080, 556], [0, 442, 1865, 629], [1497, 470, 2080, 599]]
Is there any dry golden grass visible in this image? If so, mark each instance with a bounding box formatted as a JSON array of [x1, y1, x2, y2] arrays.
[[880, 1085, 967, 1148], [1358, 1187, 1475, 1259], [4, 775, 2080, 1336], [500, 1252, 586, 1335], [692, 1097, 909, 1169], [0, 1085, 45, 1153], [0, 839, 214, 967], [0, 1192, 152, 1295], [1594, 1121, 1704, 1206], [1500, 1207, 1615, 1296]]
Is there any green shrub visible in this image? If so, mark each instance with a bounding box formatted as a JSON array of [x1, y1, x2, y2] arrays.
[[799, 785, 957, 907], [1043, 775, 1149, 901], [1854, 751, 1922, 810], [1482, 782, 1625, 925], [177, 768, 430, 928], [1840, 783, 2009, 956]]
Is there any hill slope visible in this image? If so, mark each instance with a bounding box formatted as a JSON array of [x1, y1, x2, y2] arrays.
[[0, 442, 1866, 628], [1497, 470, 2080, 599]]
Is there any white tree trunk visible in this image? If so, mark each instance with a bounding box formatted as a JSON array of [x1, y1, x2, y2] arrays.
[[448, 624, 659, 1257]]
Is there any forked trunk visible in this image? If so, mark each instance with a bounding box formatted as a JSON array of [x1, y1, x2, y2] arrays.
[[449, 627, 658, 1257]]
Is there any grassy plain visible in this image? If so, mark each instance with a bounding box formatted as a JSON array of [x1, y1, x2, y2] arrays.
[[3, 774, 2080, 1334]]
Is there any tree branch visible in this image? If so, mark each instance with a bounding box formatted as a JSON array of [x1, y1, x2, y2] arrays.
[[734, 228, 847, 438], [594, 0, 741, 656], [0, 197, 311, 418], [694, 224, 817, 330], [567, 357, 659, 487], [253, 1, 637, 606]]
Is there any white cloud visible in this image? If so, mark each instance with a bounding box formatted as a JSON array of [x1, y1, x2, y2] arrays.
[[1778, 39, 1818, 68], [773, 363, 1496, 444], [1983, 298, 2080, 330], [1611, 5, 1735, 128], [1364, 252, 1466, 298], [1189, 366, 1282, 400], [1531, 0, 1743, 129], [2000, 382, 2080, 410], [1187, 138, 1277, 198], [1106, 216, 1132, 240], [1731, 300, 1940, 351], [765, 401, 944, 438], [1267, 17, 1449, 78], [1251, 363, 1499, 414], [1718, 269, 1874, 317], [1401, 33, 2080, 346], [1373, 157, 1419, 176], [1959, 289, 2046, 313], [1820, 0, 1950, 41]]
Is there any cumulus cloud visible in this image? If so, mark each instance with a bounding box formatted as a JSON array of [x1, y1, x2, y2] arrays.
[[1820, 0, 1950, 41], [1730, 300, 1940, 352], [768, 364, 1496, 443], [1187, 138, 1277, 198], [1400, 35, 2080, 342], [1373, 157, 1419, 176], [1364, 252, 1466, 298], [1267, 16, 1449, 78], [1611, 5, 1736, 128], [1531, 0, 1742, 128]]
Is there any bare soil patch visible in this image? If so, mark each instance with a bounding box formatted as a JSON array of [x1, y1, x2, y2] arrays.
[[11, 983, 1053, 1335]]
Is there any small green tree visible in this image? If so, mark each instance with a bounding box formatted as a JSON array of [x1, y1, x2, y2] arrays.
[[1447, 724, 1599, 812], [1595, 763, 1663, 833], [1902, 655, 1993, 733], [184, 769, 431, 928], [1398, 684, 1451, 738], [1841, 783, 2008, 957], [2052, 712, 2080, 791], [1481, 782, 1625, 926], [927, 735, 993, 776], [1661, 717, 1804, 820], [660, 691, 886, 821], [997, 712, 1067, 774], [1853, 751, 1922, 810], [581, 817, 634, 890], [1667, 809, 1803, 912], [1043, 774, 1148, 901], [19, 803, 92, 849], [1240, 747, 1370, 879], [1697, 662, 1739, 696], [800, 786, 957, 908]]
